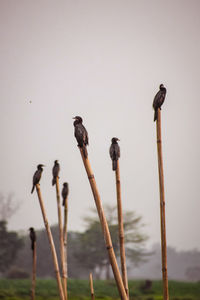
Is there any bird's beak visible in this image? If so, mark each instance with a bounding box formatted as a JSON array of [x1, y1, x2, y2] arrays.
[[72, 117, 76, 119]]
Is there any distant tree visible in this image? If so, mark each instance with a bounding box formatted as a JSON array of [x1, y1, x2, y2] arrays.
[[185, 266, 200, 281], [74, 204, 148, 279], [0, 192, 21, 221], [0, 221, 23, 273]]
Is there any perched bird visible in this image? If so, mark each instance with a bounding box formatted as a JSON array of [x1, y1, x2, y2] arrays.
[[31, 164, 44, 193], [153, 84, 167, 121], [62, 182, 69, 206], [73, 116, 89, 158], [109, 137, 120, 171], [52, 160, 60, 186], [29, 227, 36, 251]]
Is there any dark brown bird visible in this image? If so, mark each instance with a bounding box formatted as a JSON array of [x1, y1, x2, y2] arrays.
[[62, 182, 69, 206], [29, 227, 36, 251], [31, 164, 44, 193], [153, 84, 167, 121], [52, 160, 60, 186], [73, 116, 89, 158], [109, 137, 120, 171]]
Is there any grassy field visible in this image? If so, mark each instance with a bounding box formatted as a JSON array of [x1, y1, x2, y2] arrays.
[[0, 279, 199, 300]]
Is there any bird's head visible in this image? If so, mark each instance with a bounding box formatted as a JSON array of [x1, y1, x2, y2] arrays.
[[29, 227, 34, 231], [160, 84, 164, 89], [73, 116, 83, 123], [54, 160, 58, 164], [63, 182, 68, 187], [37, 164, 45, 170], [111, 137, 120, 143]]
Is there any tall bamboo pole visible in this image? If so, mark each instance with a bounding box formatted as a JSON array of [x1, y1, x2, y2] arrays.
[[156, 109, 169, 300], [63, 194, 68, 300], [115, 160, 129, 298], [36, 184, 65, 300], [79, 148, 128, 300], [55, 177, 67, 300], [89, 273, 95, 300], [31, 241, 36, 300]]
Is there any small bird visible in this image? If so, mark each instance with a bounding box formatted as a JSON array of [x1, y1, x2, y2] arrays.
[[153, 84, 167, 121], [52, 160, 60, 186], [109, 137, 120, 171], [29, 227, 36, 251], [73, 116, 89, 158], [31, 164, 44, 193], [62, 182, 69, 206]]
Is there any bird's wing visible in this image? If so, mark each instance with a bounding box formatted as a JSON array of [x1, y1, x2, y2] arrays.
[[83, 125, 89, 145], [53, 165, 60, 177], [109, 144, 115, 159], [114, 144, 120, 159], [153, 90, 162, 109]]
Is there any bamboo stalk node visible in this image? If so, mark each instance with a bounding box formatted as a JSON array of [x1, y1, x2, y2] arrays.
[[106, 245, 113, 250], [116, 179, 120, 184], [88, 174, 95, 179], [44, 220, 48, 227], [157, 139, 162, 143]]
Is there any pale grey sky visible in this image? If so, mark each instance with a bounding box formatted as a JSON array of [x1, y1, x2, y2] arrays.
[[0, 0, 200, 251]]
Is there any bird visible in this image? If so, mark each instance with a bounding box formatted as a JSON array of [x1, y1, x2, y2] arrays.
[[73, 116, 89, 158], [62, 182, 69, 206], [52, 160, 60, 186], [153, 84, 167, 121], [31, 164, 44, 193], [109, 137, 120, 171], [29, 227, 36, 251]]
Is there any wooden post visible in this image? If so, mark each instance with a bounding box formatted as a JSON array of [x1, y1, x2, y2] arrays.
[[79, 148, 128, 300], [36, 184, 65, 300], [55, 177, 67, 300], [63, 195, 68, 300], [156, 109, 169, 300], [115, 160, 129, 298], [89, 273, 95, 300], [31, 241, 36, 300]]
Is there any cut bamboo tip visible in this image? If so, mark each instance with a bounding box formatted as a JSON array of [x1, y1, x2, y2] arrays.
[[89, 273, 95, 300]]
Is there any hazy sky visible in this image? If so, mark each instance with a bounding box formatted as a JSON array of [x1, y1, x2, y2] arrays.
[[0, 0, 200, 251]]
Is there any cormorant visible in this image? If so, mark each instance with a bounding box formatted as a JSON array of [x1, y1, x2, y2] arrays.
[[29, 227, 36, 251], [52, 160, 60, 186], [73, 116, 89, 158], [153, 84, 167, 121], [62, 182, 69, 206], [31, 164, 44, 193], [109, 137, 120, 171]]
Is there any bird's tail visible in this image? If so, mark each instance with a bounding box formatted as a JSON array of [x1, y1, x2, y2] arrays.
[[52, 177, 56, 186], [82, 145, 88, 158], [31, 185, 35, 194], [112, 160, 117, 171], [154, 108, 158, 122], [62, 198, 66, 207]]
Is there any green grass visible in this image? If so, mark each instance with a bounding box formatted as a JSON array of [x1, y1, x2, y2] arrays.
[[0, 279, 199, 300]]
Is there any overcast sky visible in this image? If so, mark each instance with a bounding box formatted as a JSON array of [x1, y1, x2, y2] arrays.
[[0, 0, 200, 251]]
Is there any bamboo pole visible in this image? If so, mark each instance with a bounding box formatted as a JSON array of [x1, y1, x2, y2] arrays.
[[36, 184, 65, 300], [156, 109, 169, 300], [63, 194, 68, 300], [115, 160, 129, 298], [89, 273, 95, 300], [55, 177, 67, 300], [31, 241, 36, 300], [79, 148, 128, 300]]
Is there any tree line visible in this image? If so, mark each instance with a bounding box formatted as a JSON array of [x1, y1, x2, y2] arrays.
[[0, 204, 148, 279]]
